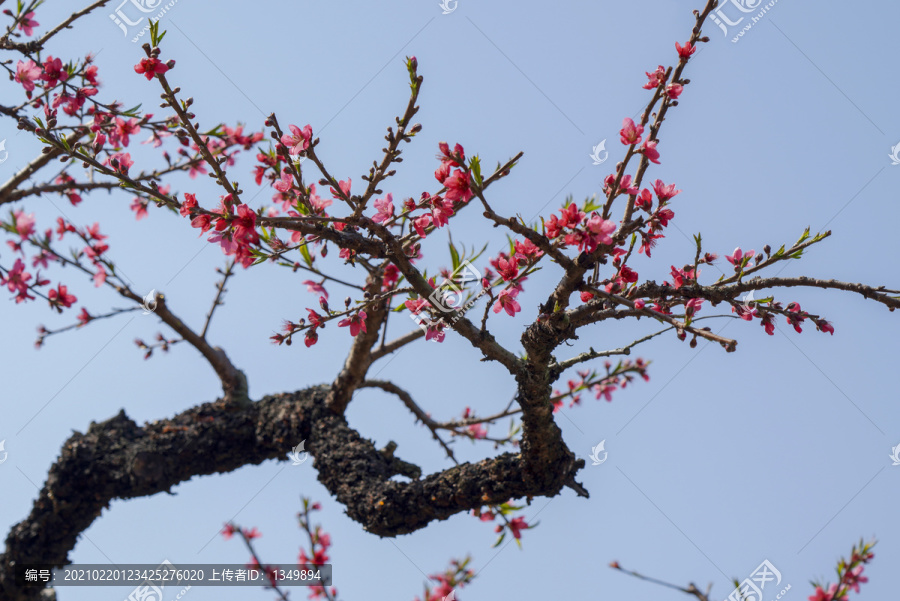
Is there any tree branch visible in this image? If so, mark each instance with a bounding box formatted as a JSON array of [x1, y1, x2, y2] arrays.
[[0, 385, 562, 601]]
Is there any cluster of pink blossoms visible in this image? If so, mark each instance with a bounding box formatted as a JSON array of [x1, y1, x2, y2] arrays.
[[552, 359, 650, 409], [181, 194, 260, 268], [808, 541, 874, 601], [0, 210, 107, 308]]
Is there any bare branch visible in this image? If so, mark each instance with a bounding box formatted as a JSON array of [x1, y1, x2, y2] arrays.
[[360, 380, 459, 464]]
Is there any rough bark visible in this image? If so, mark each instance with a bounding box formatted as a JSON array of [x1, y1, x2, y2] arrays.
[[0, 385, 577, 601]]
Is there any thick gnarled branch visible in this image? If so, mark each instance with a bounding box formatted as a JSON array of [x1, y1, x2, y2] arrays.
[[0, 385, 573, 601]]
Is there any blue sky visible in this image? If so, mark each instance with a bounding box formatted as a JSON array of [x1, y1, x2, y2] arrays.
[[2, 1, 899, 600]]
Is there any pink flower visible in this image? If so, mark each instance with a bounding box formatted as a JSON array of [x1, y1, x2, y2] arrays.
[[665, 83, 683, 99], [676, 41, 696, 59], [338, 310, 367, 336], [13, 211, 36, 239], [545, 214, 564, 239], [641, 139, 660, 164], [134, 57, 169, 80], [40, 56, 69, 87], [191, 214, 213, 234], [77, 307, 92, 326], [725, 247, 754, 268], [619, 117, 644, 145], [1, 258, 33, 302], [507, 516, 528, 539], [15, 59, 42, 92], [221, 524, 237, 540], [188, 160, 207, 179], [93, 266, 107, 288], [844, 566, 867, 593], [109, 152, 133, 175], [732, 303, 757, 321], [669, 265, 696, 289], [306, 309, 325, 328], [372, 194, 395, 223], [816, 319, 835, 335], [84, 65, 99, 86], [413, 214, 432, 238], [180, 193, 198, 217], [559, 203, 586, 228], [429, 194, 455, 228], [643, 65, 666, 89], [303, 280, 328, 300], [434, 161, 450, 184], [514, 238, 543, 264], [32, 250, 51, 270], [467, 423, 487, 439], [308, 185, 332, 214], [684, 297, 703, 315], [437, 141, 465, 166], [405, 298, 429, 314], [130, 198, 149, 220], [273, 168, 293, 193], [494, 255, 519, 281], [652, 179, 680, 201], [231, 204, 259, 245], [586, 215, 616, 246], [635, 188, 653, 210], [17, 11, 39, 36], [493, 288, 521, 316], [604, 174, 640, 197], [443, 169, 473, 203], [242, 527, 262, 540], [329, 178, 351, 200], [48, 284, 77, 309], [633, 298, 646, 310], [425, 324, 446, 343], [655, 207, 674, 227], [281, 124, 313, 155]]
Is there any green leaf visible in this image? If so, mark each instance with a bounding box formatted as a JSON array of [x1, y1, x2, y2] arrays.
[[448, 236, 460, 271], [299, 242, 313, 267], [583, 194, 603, 213], [149, 19, 166, 46], [469, 155, 483, 187], [121, 104, 143, 117]]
